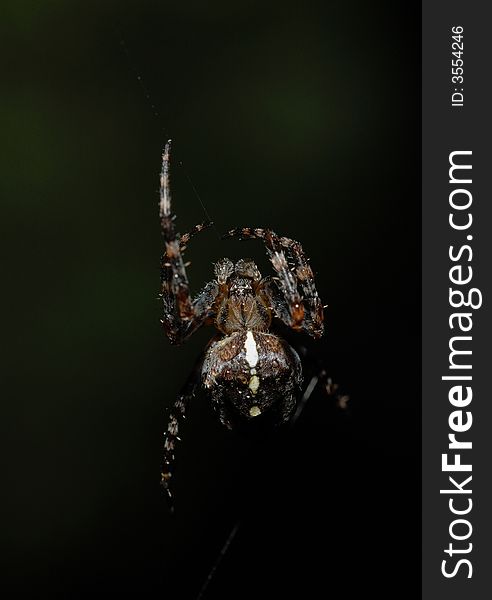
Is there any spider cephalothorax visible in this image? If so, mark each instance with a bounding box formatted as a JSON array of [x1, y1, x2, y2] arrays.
[[158, 141, 324, 503]]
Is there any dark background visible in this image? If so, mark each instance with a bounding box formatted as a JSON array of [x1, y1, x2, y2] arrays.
[[2, 1, 420, 598]]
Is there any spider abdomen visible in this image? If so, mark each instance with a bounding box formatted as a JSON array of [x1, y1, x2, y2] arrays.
[[202, 330, 302, 427]]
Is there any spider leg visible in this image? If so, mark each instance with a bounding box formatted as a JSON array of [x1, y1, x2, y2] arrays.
[[257, 276, 294, 330], [223, 227, 324, 338], [161, 353, 205, 509], [292, 342, 350, 423], [179, 220, 213, 252], [277, 392, 298, 425], [279, 235, 324, 338], [159, 141, 219, 344]]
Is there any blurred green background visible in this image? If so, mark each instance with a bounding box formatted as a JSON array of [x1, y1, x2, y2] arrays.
[[2, 1, 419, 597]]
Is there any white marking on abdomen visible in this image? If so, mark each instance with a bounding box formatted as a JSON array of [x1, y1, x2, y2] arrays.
[[250, 406, 261, 417], [248, 375, 260, 395], [244, 330, 259, 368]]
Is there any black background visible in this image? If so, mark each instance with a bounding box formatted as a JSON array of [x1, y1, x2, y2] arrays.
[[3, 1, 420, 598]]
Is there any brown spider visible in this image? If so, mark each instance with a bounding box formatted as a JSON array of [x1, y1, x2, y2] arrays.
[[159, 141, 325, 504]]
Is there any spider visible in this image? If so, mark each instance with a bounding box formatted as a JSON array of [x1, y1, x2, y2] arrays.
[[158, 140, 325, 504]]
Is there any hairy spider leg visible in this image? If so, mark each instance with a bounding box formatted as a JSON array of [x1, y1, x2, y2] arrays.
[[223, 228, 324, 338], [159, 140, 219, 344], [161, 353, 206, 509], [290, 340, 350, 424], [179, 220, 213, 252]]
